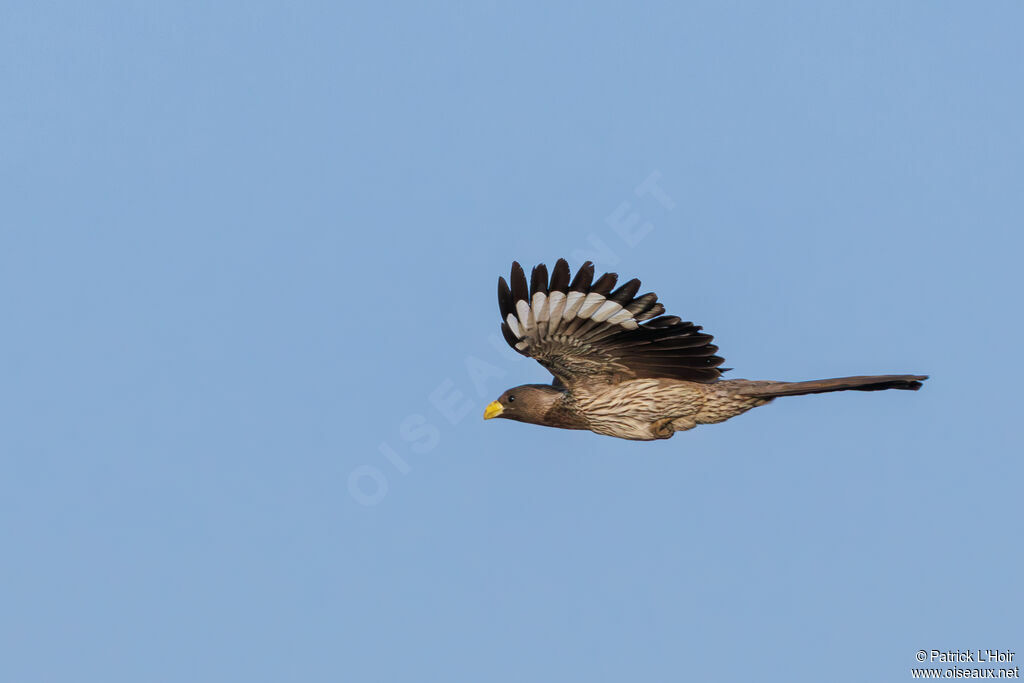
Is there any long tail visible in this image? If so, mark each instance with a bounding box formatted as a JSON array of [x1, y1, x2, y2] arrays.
[[738, 374, 928, 398]]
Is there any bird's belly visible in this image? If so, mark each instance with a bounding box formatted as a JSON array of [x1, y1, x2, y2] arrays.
[[574, 379, 705, 440]]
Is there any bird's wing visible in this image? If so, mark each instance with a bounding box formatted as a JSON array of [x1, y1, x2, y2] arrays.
[[497, 259, 725, 390]]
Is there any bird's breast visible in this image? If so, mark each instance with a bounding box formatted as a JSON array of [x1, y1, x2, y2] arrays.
[[571, 379, 707, 439]]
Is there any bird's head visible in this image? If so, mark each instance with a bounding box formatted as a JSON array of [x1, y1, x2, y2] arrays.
[[483, 384, 565, 426]]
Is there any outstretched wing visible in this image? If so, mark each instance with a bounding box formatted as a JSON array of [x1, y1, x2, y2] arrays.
[[497, 259, 725, 389]]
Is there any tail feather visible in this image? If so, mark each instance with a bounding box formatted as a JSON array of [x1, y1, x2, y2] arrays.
[[739, 374, 928, 398]]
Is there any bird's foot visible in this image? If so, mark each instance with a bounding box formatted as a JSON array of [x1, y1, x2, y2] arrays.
[[650, 417, 676, 439]]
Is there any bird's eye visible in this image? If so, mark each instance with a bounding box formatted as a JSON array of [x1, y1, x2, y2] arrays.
[[508, 395, 515, 403]]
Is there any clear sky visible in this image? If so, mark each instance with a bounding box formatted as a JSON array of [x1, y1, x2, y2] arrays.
[[2, 2, 1021, 682]]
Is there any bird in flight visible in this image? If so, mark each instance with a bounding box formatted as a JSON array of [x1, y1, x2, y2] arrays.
[[484, 259, 927, 441]]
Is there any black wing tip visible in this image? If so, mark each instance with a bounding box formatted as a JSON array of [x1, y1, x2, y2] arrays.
[[550, 259, 571, 292], [530, 263, 550, 296], [569, 261, 596, 293], [609, 278, 641, 304], [509, 261, 529, 302], [590, 271, 619, 296], [513, 258, 648, 299], [497, 276, 513, 318]]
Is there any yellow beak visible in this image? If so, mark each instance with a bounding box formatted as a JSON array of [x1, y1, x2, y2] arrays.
[[483, 401, 504, 420]]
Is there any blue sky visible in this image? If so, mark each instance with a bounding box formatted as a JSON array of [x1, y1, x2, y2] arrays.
[[2, 2, 1022, 681]]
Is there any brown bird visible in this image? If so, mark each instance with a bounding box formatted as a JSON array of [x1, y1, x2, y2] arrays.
[[484, 259, 927, 441]]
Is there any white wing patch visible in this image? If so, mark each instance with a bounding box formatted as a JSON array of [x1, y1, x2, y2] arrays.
[[577, 292, 606, 319], [547, 291, 566, 321], [505, 313, 521, 338], [562, 291, 586, 320], [591, 299, 624, 323], [515, 300, 532, 332], [508, 291, 638, 345], [531, 292, 548, 321]]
